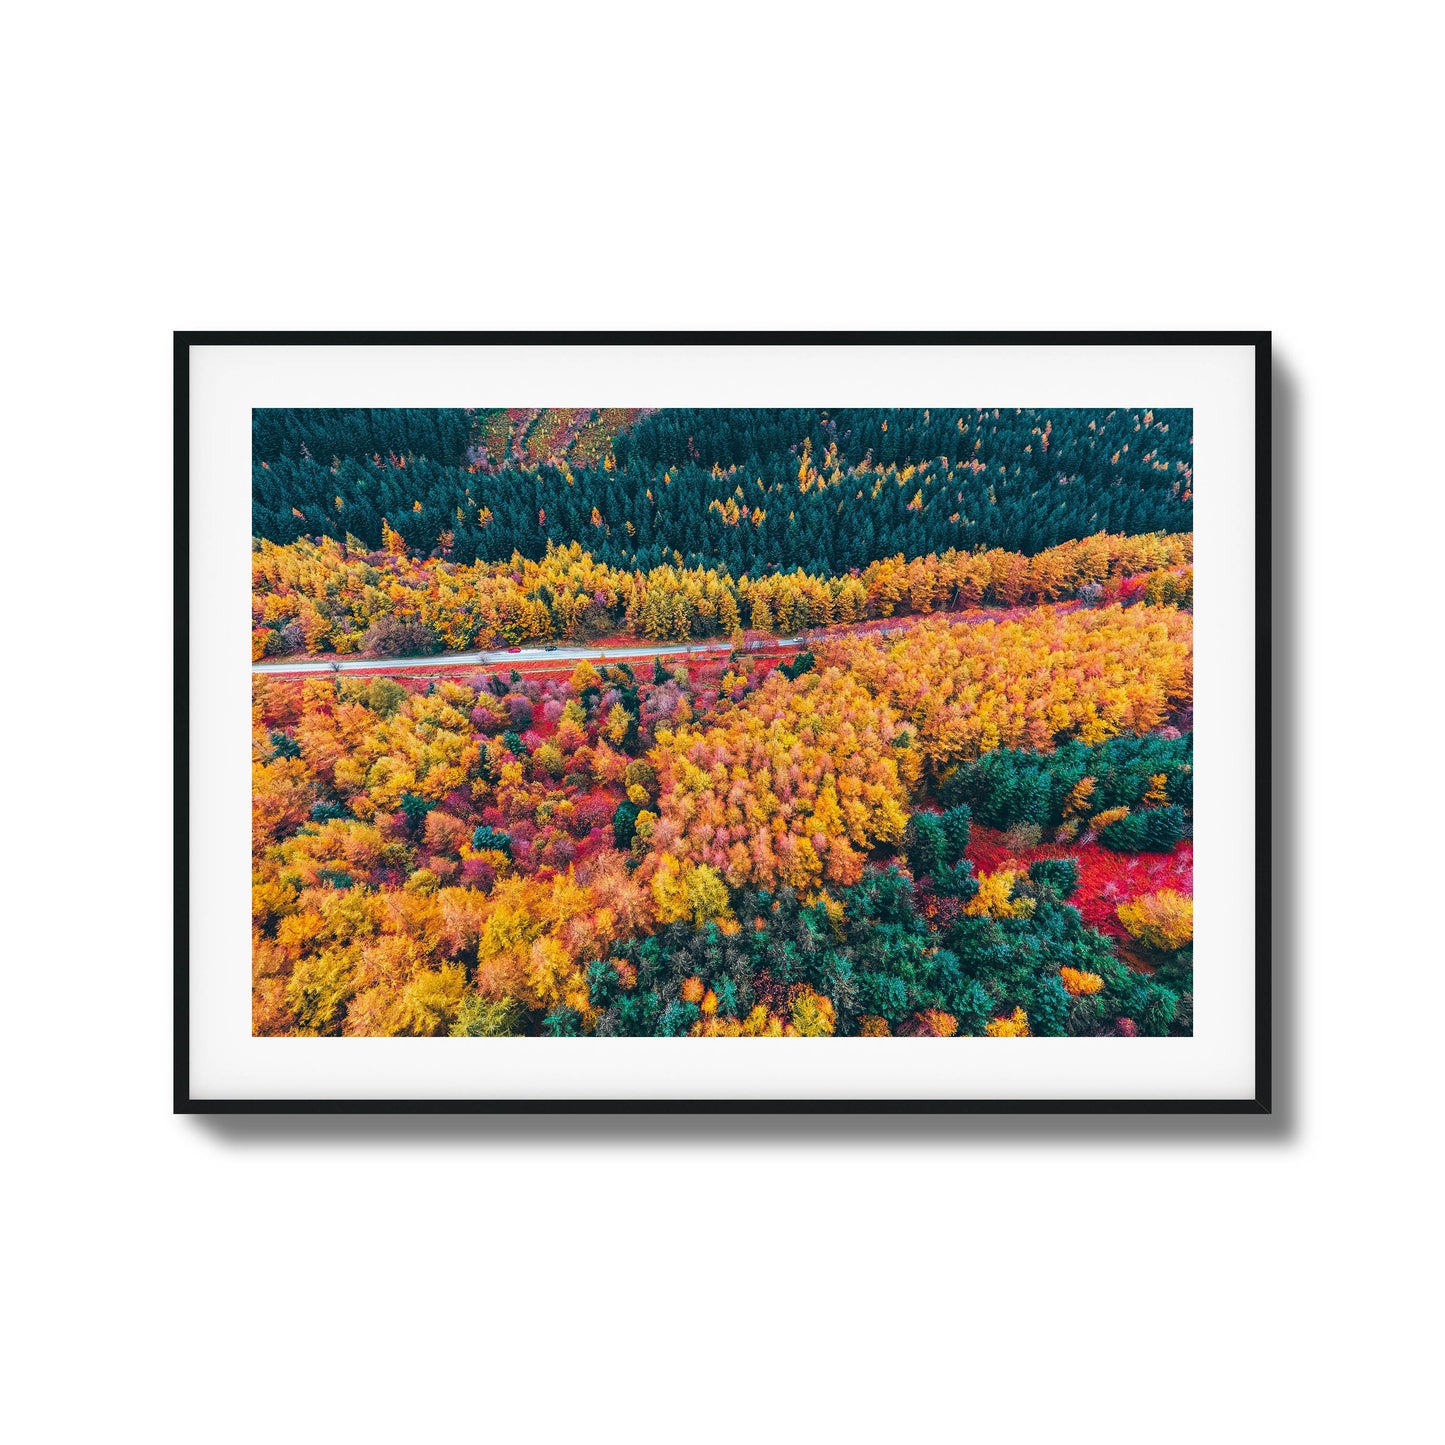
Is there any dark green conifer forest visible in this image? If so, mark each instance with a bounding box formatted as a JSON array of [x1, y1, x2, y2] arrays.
[[252, 406, 1192, 573]]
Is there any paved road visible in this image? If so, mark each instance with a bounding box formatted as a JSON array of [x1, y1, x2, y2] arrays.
[[252, 638, 807, 676]]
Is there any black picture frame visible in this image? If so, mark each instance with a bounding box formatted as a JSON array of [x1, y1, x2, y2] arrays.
[[176, 330, 1271, 1115]]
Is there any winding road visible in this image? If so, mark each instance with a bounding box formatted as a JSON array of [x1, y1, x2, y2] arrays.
[[251, 638, 808, 676]]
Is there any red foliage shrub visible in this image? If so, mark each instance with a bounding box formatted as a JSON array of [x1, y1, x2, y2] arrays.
[[572, 794, 617, 836], [459, 858, 497, 891], [471, 701, 507, 734]]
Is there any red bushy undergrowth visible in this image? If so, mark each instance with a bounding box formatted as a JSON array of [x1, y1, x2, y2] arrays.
[[966, 827, 1193, 941]]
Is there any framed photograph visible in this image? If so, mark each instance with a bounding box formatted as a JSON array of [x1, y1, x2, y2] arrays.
[[178, 331, 1269, 1113]]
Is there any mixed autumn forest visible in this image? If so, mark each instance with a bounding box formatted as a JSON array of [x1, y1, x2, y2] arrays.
[[253, 407, 1194, 1038]]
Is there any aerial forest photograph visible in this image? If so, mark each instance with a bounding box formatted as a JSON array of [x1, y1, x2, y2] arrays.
[[251, 405, 1195, 1039]]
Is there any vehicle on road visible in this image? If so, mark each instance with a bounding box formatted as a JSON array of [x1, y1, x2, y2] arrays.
[[544, 643, 557, 651], [507, 646, 521, 653]]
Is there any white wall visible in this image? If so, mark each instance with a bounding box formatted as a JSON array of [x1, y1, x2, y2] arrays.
[[5, 3, 1435, 1442]]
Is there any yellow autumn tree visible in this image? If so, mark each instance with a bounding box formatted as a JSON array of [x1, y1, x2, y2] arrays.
[[965, 869, 1036, 920], [604, 703, 632, 745], [649, 856, 735, 928], [985, 1007, 1031, 1038], [1116, 890, 1194, 951], [789, 988, 836, 1037]]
